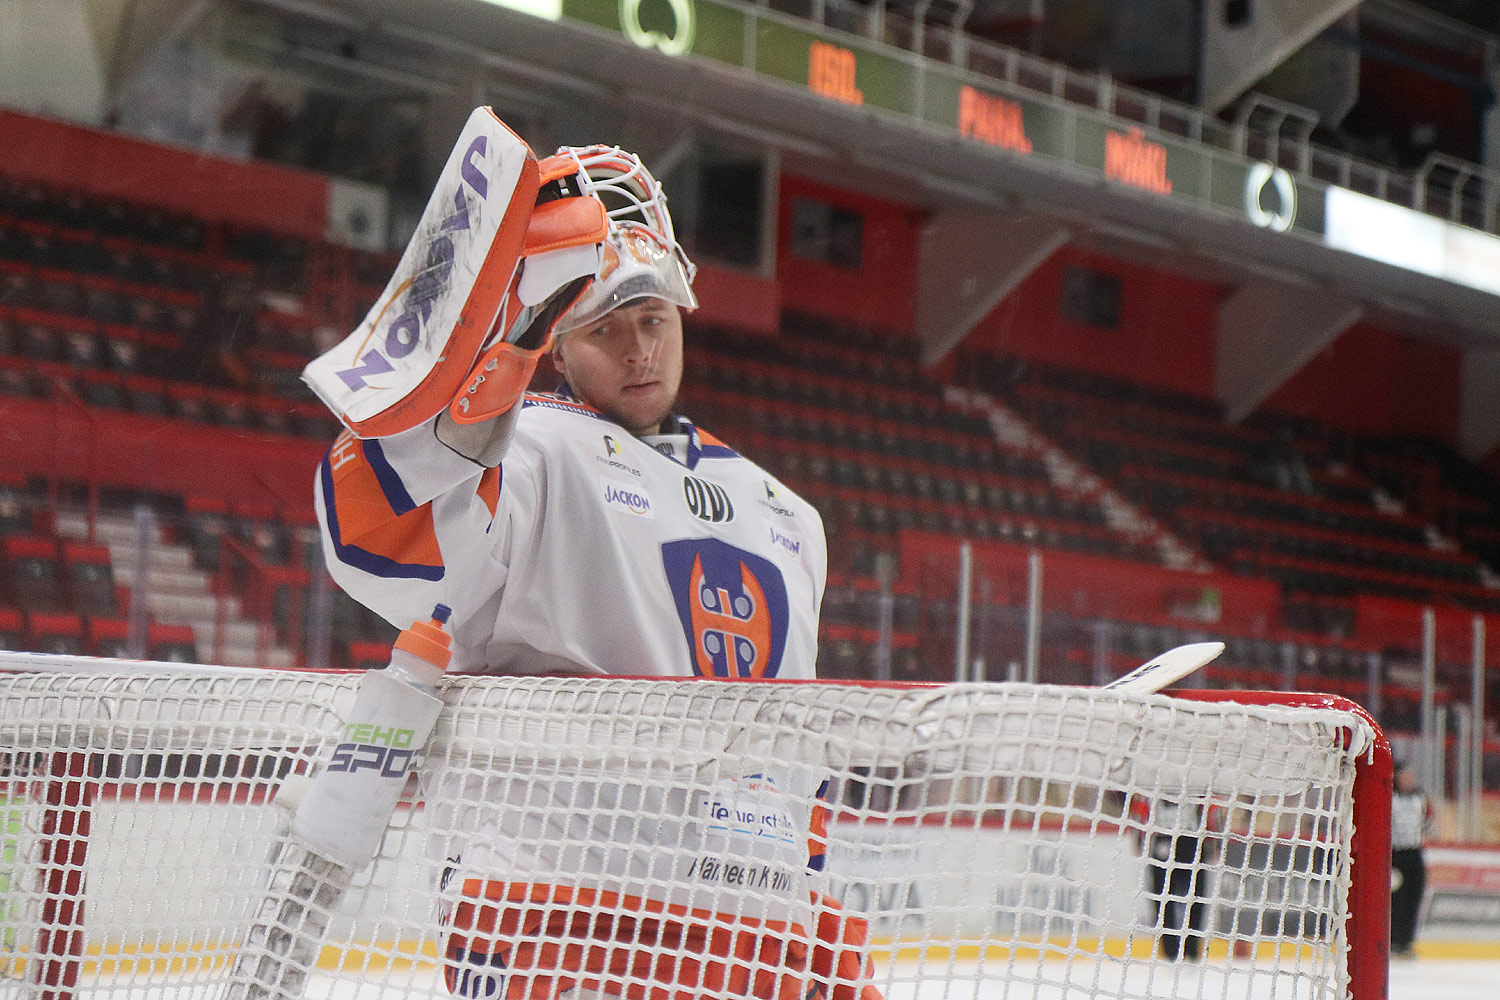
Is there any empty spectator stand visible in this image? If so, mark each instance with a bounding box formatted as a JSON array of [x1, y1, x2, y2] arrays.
[[980, 358, 1500, 617]]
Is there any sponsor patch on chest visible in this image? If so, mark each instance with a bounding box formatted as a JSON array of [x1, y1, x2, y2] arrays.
[[681, 475, 735, 523], [692, 773, 800, 845], [767, 523, 804, 559], [600, 477, 655, 518]]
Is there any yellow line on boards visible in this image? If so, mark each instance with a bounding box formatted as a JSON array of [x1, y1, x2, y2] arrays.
[[6, 933, 1498, 981], [869, 935, 1500, 963], [0, 940, 447, 977], [1403, 940, 1500, 960], [873, 935, 1324, 963]]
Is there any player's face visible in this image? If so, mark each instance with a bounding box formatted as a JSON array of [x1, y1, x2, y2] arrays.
[[554, 298, 684, 436]]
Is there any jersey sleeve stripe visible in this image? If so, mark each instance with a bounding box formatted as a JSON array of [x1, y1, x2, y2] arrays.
[[320, 453, 446, 581], [477, 466, 501, 520], [363, 438, 419, 515]]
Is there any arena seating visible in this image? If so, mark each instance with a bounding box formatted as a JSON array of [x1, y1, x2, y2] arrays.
[[0, 166, 1495, 751], [980, 358, 1500, 612], [680, 321, 1135, 570]]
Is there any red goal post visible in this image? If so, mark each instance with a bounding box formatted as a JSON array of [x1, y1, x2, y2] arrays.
[[0, 654, 1390, 1000], [1173, 688, 1392, 1000]]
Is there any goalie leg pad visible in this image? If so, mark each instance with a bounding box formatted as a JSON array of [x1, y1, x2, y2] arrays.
[[442, 881, 885, 1000]]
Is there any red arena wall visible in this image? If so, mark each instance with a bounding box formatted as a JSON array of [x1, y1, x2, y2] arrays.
[[0, 109, 330, 237]]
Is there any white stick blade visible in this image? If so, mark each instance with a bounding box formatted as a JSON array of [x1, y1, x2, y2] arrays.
[[1104, 641, 1225, 694]]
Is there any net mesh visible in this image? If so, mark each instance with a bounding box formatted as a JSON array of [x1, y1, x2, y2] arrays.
[[0, 657, 1377, 1000]]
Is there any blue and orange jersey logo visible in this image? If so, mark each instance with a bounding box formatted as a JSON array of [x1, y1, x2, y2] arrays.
[[662, 538, 789, 678]]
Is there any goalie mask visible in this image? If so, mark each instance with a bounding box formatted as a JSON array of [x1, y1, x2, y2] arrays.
[[552, 145, 697, 336]]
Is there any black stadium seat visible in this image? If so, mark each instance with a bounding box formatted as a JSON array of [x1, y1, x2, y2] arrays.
[[4, 536, 62, 612], [64, 541, 119, 618]]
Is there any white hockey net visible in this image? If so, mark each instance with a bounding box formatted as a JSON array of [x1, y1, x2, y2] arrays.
[[0, 654, 1388, 1000]]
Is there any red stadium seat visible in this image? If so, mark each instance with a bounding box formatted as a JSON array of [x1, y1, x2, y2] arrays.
[[87, 616, 132, 657], [27, 610, 83, 655], [147, 622, 197, 663], [347, 640, 392, 671], [0, 606, 22, 651]]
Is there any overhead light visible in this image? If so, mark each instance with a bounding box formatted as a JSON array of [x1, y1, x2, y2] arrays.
[[474, 0, 562, 21], [1324, 187, 1446, 278]]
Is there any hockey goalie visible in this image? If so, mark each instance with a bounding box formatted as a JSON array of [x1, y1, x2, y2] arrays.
[[304, 109, 879, 1000]]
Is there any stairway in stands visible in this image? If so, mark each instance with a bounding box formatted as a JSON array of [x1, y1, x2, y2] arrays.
[[52, 507, 295, 668]]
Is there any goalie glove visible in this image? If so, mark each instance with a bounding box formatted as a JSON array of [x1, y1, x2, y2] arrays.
[[446, 154, 608, 425], [302, 109, 605, 439], [445, 142, 699, 426]]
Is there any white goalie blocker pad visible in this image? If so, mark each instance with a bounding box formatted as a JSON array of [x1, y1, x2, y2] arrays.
[[303, 108, 540, 439]]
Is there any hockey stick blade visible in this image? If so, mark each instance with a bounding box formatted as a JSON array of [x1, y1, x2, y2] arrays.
[[1104, 641, 1225, 695]]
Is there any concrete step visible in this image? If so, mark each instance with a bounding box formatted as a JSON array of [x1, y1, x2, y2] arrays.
[[146, 591, 241, 622], [56, 508, 294, 666], [55, 511, 158, 547], [104, 541, 198, 572], [134, 565, 212, 595], [214, 644, 297, 670], [190, 619, 263, 651], [56, 510, 208, 574]]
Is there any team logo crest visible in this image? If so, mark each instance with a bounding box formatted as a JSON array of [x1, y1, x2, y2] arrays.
[[662, 538, 789, 678]]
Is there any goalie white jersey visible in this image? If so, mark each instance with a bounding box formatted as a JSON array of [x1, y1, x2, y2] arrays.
[[315, 390, 837, 965], [315, 390, 827, 680]]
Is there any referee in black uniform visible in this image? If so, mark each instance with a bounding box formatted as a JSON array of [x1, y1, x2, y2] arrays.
[[1390, 762, 1431, 959]]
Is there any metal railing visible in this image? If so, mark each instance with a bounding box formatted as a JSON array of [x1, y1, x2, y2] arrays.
[[757, 0, 1500, 235], [891, 543, 1497, 839]]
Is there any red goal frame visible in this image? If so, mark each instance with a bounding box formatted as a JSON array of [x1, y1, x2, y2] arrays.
[[12, 681, 1393, 1000], [1176, 689, 1393, 1000]]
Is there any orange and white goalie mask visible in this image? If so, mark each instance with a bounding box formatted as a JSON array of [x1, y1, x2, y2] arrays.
[[551, 144, 698, 338], [445, 143, 698, 425]]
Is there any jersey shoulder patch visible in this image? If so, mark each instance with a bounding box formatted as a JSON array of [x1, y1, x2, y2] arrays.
[[692, 424, 740, 460]]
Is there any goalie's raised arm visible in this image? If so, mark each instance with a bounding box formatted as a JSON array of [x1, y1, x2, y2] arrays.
[[303, 109, 607, 441]]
